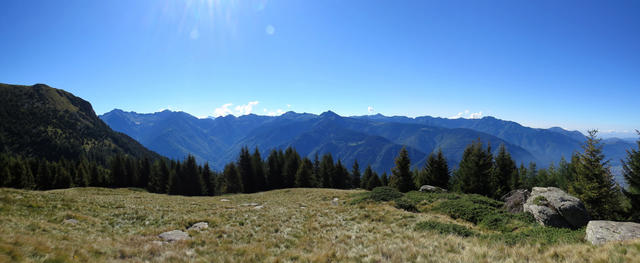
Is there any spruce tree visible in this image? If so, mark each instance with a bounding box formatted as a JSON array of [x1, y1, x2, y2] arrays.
[[266, 150, 284, 190], [202, 163, 214, 195], [222, 163, 242, 193], [491, 144, 516, 198], [252, 148, 266, 192], [418, 149, 450, 189], [569, 130, 621, 220], [320, 154, 334, 188], [295, 158, 314, 187], [283, 147, 301, 188], [333, 160, 350, 189], [238, 147, 255, 193], [390, 147, 414, 192], [368, 171, 382, 189], [313, 153, 321, 187], [351, 160, 361, 189], [453, 140, 493, 196], [381, 172, 389, 186], [622, 131, 640, 221], [361, 165, 373, 189]]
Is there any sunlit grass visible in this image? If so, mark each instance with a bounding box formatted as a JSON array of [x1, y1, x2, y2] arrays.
[[1, 187, 640, 262]]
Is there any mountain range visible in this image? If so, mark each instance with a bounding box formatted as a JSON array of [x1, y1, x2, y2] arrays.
[[99, 109, 637, 184]]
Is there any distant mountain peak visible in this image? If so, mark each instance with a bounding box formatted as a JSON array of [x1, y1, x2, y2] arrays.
[[320, 110, 340, 118]]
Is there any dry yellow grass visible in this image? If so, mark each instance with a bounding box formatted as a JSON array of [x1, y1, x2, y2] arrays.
[[1, 187, 640, 262]]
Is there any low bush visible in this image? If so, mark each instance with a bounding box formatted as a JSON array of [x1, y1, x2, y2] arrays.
[[369, 187, 403, 202], [432, 199, 495, 224], [394, 197, 418, 212], [484, 226, 585, 246], [415, 220, 476, 237]]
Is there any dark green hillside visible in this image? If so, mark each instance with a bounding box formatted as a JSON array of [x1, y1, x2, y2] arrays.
[[0, 83, 160, 163]]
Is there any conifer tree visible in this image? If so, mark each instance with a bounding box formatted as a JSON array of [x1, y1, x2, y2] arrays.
[[351, 160, 361, 189], [320, 154, 334, 188], [202, 163, 214, 195], [313, 153, 321, 187], [569, 130, 621, 220], [295, 158, 314, 187], [283, 147, 301, 188], [453, 140, 493, 196], [266, 150, 284, 190], [361, 165, 373, 189], [381, 172, 389, 186], [368, 170, 382, 190], [622, 131, 640, 221], [333, 160, 350, 189], [390, 147, 414, 192], [491, 144, 516, 198], [238, 147, 255, 193], [222, 163, 242, 193], [418, 149, 450, 189], [251, 148, 266, 192]]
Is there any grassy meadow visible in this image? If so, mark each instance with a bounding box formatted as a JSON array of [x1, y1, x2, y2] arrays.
[[1, 187, 640, 262]]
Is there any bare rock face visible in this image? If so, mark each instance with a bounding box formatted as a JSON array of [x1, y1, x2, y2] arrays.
[[159, 230, 190, 242], [419, 185, 447, 193], [587, 221, 640, 245], [501, 189, 530, 213], [523, 187, 590, 228], [188, 222, 209, 231]]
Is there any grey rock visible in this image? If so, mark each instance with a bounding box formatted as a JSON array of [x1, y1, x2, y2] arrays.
[[331, 198, 339, 206], [418, 185, 447, 193], [188, 222, 209, 231], [501, 189, 530, 213], [63, 219, 79, 225], [254, 205, 264, 210], [159, 230, 190, 242], [220, 198, 230, 202], [587, 220, 640, 245], [241, 202, 259, 207], [523, 187, 589, 228]]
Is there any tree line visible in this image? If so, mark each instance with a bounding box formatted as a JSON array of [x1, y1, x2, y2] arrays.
[[2, 130, 640, 221]]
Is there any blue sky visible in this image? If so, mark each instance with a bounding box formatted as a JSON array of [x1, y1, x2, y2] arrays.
[[1, 0, 639, 136]]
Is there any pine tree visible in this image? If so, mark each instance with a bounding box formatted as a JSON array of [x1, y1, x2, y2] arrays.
[[319, 154, 334, 188], [418, 149, 450, 189], [491, 144, 516, 198], [390, 147, 414, 192], [202, 163, 214, 195], [283, 147, 301, 188], [238, 147, 255, 193], [313, 153, 321, 187], [251, 148, 266, 192], [167, 161, 181, 195], [453, 140, 493, 195], [622, 131, 640, 221], [222, 163, 242, 194], [569, 130, 621, 220], [266, 150, 284, 190], [367, 171, 382, 189], [138, 158, 151, 188], [381, 172, 389, 186], [361, 165, 373, 189], [183, 155, 203, 196], [351, 160, 361, 189], [295, 158, 314, 187]]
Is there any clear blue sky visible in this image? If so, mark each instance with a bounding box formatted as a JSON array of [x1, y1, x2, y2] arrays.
[[1, 0, 638, 135]]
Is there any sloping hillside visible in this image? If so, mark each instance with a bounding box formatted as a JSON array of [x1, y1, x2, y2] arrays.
[[0, 83, 161, 162], [1, 187, 639, 262]]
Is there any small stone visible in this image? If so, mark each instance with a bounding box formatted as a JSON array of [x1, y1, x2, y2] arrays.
[[63, 219, 79, 225], [241, 202, 259, 207], [151, 241, 166, 246], [188, 222, 209, 231], [331, 198, 339, 206], [220, 199, 230, 202], [254, 205, 264, 210], [419, 185, 447, 193], [159, 230, 190, 242]]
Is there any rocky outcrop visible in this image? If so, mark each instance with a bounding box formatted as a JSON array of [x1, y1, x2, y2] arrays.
[[159, 230, 190, 242], [501, 189, 530, 213], [523, 187, 589, 228], [419, 185, 447, 193], [586, 221, 640, 245]]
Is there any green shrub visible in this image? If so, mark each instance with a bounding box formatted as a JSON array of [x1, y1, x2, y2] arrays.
[[432, 199, 495, 224], [394, 197, 418, 212], [415, 220, 476, 237], [369, 187, 403, 202], [484, 226, 585, 246]]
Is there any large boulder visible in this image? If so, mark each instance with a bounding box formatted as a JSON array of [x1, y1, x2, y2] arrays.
[[501, 189, 530, 213], [159, 230, 190, 242], [523, 187, 589, 228], [586, 221, 640, 245], [419, 185, 446, 193]]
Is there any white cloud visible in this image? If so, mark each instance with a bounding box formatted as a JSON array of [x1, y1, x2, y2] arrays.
[[367, 106, 374, 114], [266, 109, 285, 116], [287, 104, 291, 108], [213, 103, 233, 117], [450, 110, 483, 119], [234, 101, 259, 115], [190, 28, 199, 40], [265, 25, 275, 35]]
